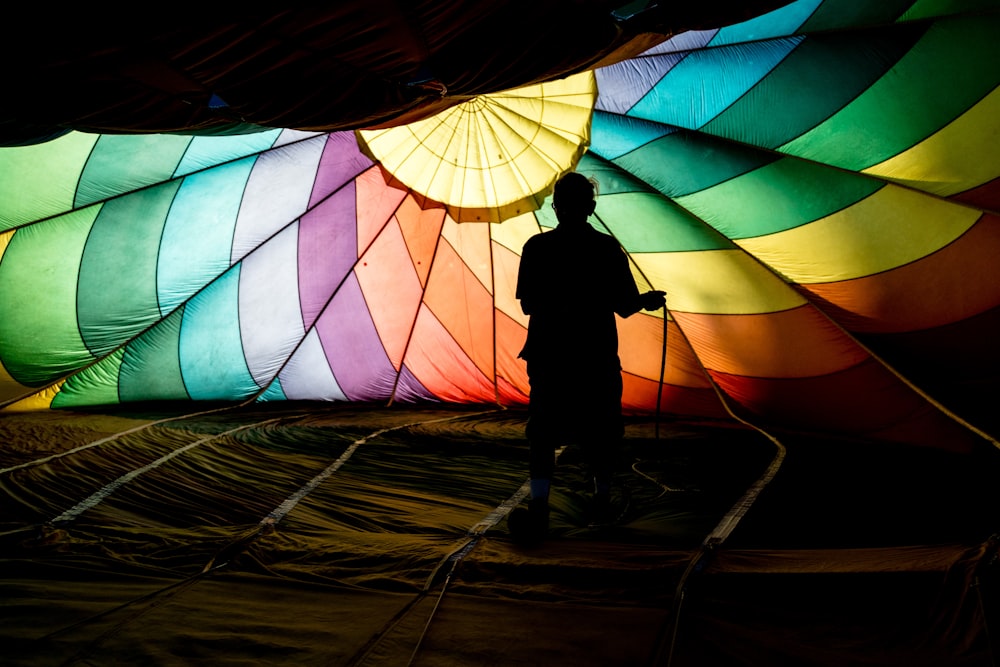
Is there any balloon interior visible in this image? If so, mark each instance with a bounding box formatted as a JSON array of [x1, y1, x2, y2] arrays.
[[2, 2, 1000, 665]]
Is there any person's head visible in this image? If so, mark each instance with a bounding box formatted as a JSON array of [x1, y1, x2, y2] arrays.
[[552, 172, 597, 224]]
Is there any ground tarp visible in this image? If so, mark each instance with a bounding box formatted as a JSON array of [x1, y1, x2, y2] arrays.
[[1, 404, 998, 666]]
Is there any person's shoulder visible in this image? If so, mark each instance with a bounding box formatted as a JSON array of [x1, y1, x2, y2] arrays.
[[588, 226, 623, 250], [523, 229, 556, 249]]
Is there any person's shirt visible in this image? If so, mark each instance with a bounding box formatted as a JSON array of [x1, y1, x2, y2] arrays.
[[516, 221, 642, 367]]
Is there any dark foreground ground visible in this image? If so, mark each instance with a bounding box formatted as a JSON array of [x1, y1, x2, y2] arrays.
[[1, 402, 998, 666]]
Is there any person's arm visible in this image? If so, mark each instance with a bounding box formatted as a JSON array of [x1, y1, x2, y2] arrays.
[[638, 289, 666, 311]]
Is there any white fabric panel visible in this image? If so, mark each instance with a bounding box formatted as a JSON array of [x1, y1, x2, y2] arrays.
[[239, 224, 306, 387], [231, 135, 326, 263], [278, 328, 347, 401]]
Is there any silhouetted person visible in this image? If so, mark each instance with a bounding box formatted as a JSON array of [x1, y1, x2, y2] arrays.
[[510, 172, 665, 542]]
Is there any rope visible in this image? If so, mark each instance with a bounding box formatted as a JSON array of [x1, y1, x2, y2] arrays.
[[655, 306, 668, 440], [650, 432, 787, 667], [49, 416, 289, 526], [0, 404, 242, 475], [33, 409, 501, 664]]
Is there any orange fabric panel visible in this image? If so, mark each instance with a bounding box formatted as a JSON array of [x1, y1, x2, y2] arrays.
[[422, 238, 495, 381], [622, 371, 727, 419], [354, 219, 424, 370], [404, 304, 496, 403], [712, 361, 980, 452], [495, 373, 528, 406], [490, 239, 526, 327], [802, 214, 1000, 333], [355, 166, 408, 255], [395, 194, 446, 288], [619, 315, 712, 389], [675, 306, 868, 379], [494, 308, 528, 398]]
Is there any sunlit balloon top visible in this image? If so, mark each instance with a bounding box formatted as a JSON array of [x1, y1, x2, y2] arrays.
[[1, 0, 999, 455], [358, 72, 597, 222]]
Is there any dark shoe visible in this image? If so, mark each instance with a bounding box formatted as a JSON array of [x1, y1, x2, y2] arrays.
[[588, 492, 613, 527], [508, 498, 549, 545], [587, 490, 630, 528]]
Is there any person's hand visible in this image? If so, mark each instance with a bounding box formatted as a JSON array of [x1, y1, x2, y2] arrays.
[[641, 290, 666, 311]]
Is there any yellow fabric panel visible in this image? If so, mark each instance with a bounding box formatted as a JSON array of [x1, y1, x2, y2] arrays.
[[802, 214, 1000, 333], [358, 72, 595, 222], [1, 383, 60, 411], [631, 249, 806, 316], [862, 85, 1000, 196], [0, 365, 28, 404], [736, 185, 979, 284], [491, 211, 543, 256]]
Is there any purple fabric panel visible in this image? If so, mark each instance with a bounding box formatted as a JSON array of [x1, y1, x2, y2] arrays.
[[595, 30, 718, 115], [298, 183, 359, 329], [392, 365, 434, 403], [649, 29, 718, 55], [316, 273, 397, 401], [308, 132, 373, 208]]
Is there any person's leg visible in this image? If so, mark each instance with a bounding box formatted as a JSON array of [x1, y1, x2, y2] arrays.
[[512, 362, 562, 541], [585, 367, 624, 487], [582, 368, 625, 523], [525, 360, 566, 499], [527, 423, 556, 501]]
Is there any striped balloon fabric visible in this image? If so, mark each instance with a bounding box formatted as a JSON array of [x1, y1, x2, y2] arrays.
[[0, 0, 998, 451]]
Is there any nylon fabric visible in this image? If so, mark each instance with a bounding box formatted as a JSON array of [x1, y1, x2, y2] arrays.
[[1, 406, 997, 666]]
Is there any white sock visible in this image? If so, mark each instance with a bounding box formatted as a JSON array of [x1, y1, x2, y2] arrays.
[[530, 478, 550, 501]]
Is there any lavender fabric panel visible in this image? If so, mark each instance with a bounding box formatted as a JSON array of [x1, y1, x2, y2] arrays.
[[298, 183, 360, 328], [595, 30, 717, 114], [316, 273, 397, 401], [392, 364, 434, 403], [308, 132, 373, 208]]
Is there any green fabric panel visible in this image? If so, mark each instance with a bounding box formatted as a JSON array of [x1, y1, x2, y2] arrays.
[[0, 208, 99, 385], [629, 38, 797, 131], [702, 27, 922, 149], [176, 130, 282, 176], [798, 0, 914, 32], [898, 0, 997, 22], [573, 153, 732, 252], [179, 266, 259, 401], [597, 193, 732, 253], [76, 134, 192, 208], [156, 158, 253, 313], [78, 180, 182, 355], [257, 378, 288, 402], [781, 13, 1000, 170], [0, 133, 97, 231], [576, 152, 660, 197], [710, 0, 819, 45], [609, 131, 777, 198], [676, 157, 883, 239], [52, 348, 124, 408], [119, 305, 190, 402], [589, 111, 675, 161]]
